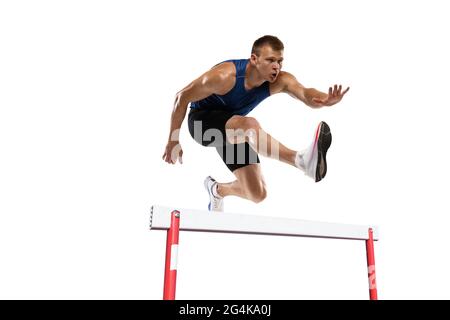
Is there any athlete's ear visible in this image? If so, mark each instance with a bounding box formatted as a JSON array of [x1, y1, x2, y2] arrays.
[[250, 53, 258, 65]]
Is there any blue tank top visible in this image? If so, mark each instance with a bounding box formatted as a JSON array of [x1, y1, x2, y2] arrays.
[[190, 59, 271, 116]]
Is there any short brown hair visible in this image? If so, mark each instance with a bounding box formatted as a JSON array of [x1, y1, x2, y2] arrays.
[[251, 35, 284, 55]]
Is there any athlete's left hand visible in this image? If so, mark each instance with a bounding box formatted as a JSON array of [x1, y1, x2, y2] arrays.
[[312, 85, 350, 106]]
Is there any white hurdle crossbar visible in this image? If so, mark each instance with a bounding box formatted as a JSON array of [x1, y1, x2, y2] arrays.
[[150, 205, 379, 300]]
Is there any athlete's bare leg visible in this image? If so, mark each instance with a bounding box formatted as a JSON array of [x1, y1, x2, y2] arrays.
[[216, 164, 267, 203], [211, 116, 330, 207], [224, 115, 297, 166], [213, 115, 289, 203]]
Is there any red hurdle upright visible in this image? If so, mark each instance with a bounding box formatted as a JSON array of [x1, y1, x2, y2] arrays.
[[366, 228, 378, 300], [163, 210, 180, 300]]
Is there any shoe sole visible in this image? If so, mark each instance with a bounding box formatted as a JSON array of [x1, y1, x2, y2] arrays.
[[204, 176, 215, 211], [315, 122, 332, 182]]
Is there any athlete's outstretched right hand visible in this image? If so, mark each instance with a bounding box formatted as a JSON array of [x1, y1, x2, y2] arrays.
[[162, 141, 183, 164]]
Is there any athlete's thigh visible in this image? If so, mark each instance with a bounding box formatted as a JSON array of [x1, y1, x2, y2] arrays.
[[224, 115, 253, 144]]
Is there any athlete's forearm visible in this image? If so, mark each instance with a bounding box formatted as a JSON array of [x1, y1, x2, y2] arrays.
[[303, 88, 328, 108], [167, 93, 189, 142]]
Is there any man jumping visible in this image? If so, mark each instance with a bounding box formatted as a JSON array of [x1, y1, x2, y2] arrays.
[[162, 35, 349, 211]]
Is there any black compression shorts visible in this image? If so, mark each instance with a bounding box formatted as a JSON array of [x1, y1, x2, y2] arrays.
[[188, 108, 260, 172]]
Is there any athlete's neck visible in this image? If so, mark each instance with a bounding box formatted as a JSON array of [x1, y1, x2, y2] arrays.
[[244, 62, 265, 90]]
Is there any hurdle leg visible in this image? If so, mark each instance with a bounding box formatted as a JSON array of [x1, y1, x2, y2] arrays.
[[366, 228, 378, 300], [163, 210, 180, 300]]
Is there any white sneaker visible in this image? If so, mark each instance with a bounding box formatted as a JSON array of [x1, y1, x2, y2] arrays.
[[296, 121, 332, 182], [204, 176, 224, 212]]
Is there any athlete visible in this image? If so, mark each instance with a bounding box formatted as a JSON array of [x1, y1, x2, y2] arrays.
[[162, 35, 349, 211]]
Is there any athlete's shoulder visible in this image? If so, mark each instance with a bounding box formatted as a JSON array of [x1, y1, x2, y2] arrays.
[[195, 61, 236, 94], [270, 71, 296, 94], [210, 60, 237, 79], [277, 71, 297, 83]]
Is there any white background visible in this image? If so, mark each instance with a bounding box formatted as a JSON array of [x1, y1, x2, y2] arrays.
[[1, 0, 449, 299]]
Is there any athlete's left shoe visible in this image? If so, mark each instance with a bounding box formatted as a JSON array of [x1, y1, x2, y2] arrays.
[[296, 121, 332, 182], [204, 176, 224, 212]]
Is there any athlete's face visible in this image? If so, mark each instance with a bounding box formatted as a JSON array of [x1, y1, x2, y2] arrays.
[[251, 45, 284, 82]]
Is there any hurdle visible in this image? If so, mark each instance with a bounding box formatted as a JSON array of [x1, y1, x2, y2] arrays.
[[150, 205, 379, 300]]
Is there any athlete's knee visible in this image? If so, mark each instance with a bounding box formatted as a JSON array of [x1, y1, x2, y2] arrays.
[[226, 117, 261, 144], [242, 117, 261, 130], [247, 183, 267, 203]]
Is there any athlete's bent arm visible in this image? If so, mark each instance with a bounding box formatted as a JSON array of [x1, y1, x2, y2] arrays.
[[279, 72, 350, 108], [162, 68, 227, 164]]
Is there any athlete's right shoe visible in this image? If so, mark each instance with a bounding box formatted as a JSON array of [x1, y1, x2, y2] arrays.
[[204, 176, 224, 212], [297, 121, 332, 182]]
